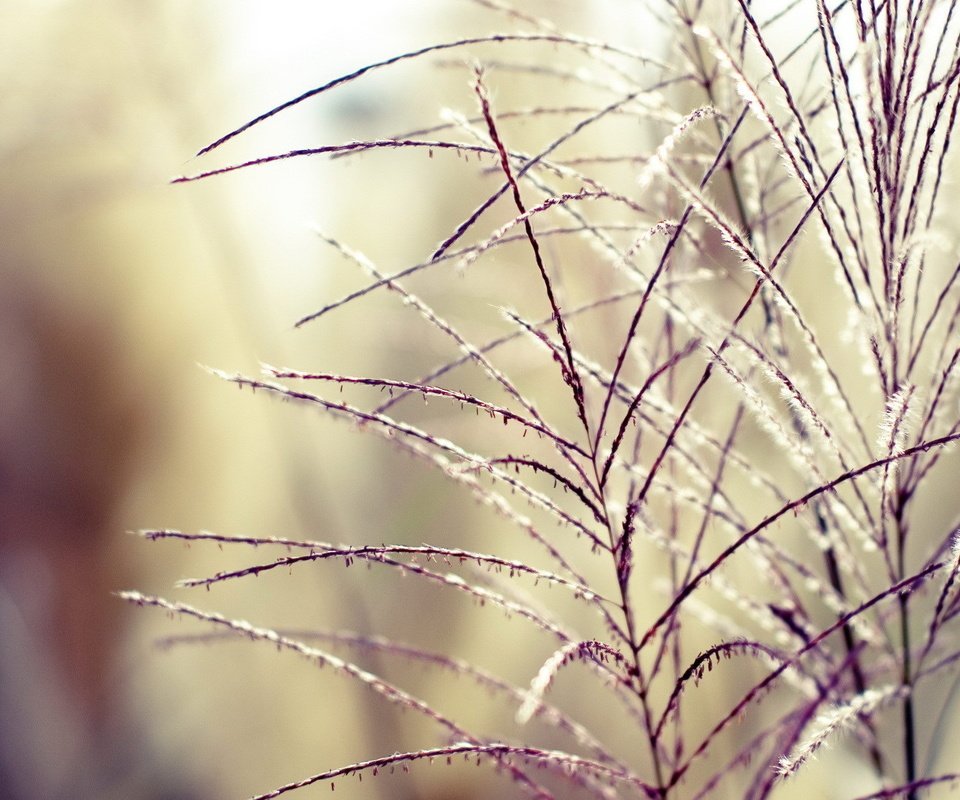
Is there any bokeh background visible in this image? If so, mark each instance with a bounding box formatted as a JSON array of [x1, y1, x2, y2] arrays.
[[2, 3, 958, 799], [0, 4, 476, 798]]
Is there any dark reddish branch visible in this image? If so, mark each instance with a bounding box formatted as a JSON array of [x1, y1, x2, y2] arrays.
[[177, 544, 611, 603], [138, 529, 588, 618], [195, 33, 664, 157], [482, 456, 607, 524], [919, 547, 960, 669], [616, 502, 636, 598], [222, 373, 609, 549], [247, 742, 660, 800], [655, 638, 790, 742], [173, 139, 496, 182], [523, 639, 636, 708], [153, 529, 626, 647], [474, 68, 590, 435], [851, 775, 960, 800], [599, 338, 701, 489], [906, 257, 960, 377], [897, 0, 958, 170], [727, 334, 879, 555], [266, 367, 588, 458]]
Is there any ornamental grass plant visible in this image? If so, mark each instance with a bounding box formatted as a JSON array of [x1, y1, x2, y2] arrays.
[[126, 2, 960, 797]]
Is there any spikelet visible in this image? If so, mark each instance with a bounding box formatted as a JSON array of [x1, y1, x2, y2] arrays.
[[637, 105, 720, 189], [777, 686, 906, 779]]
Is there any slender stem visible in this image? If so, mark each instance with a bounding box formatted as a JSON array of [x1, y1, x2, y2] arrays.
[[592, 452, 668, 797], [900, 591, 918, 799], [823, 537, 887, 776], [896, 487, 918, 798]]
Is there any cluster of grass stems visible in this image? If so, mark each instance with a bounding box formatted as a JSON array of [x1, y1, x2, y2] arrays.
[[126, 1, 960, 797]]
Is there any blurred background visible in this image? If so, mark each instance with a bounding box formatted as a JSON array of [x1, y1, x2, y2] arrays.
[[0, 3, 473, 798]]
